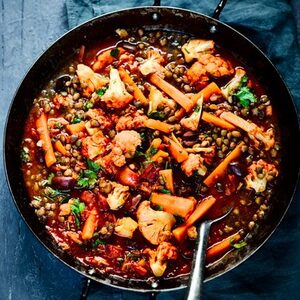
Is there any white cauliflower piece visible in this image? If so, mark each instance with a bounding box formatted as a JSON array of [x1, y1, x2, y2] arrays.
[[113, 130, 142, 158], [107, 182, 130, 210], [221, 68, 246, 99], [101, 68, 133, 109], [181, 153, 207, 177], [144, 242, 178, 277], [114, 217, 138, 238], [139, 49, 166, 76], [76, 64, 108, 92], [182, 39, 215, 63], [137, 201, 175, 245], [180, 96, 203, 131], [245, 159, 278, 193]]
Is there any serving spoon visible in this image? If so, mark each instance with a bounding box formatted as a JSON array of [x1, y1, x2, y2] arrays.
[[186, 207, 233, 300]]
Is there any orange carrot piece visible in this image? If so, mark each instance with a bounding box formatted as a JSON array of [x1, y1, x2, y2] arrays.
[[144, 119, 173, 134], [117, 166, 140, 188], [66, 122, 86, 135], [149, 73, 194, 112], [220, 111, 255, 132], [54, 140, 68, 156], [203, 142, 245, 187], [146, 138, 162, 153], [36, 112, 56, 168], [151, 192, 196, 218], [92, 47, 125, 72], [202, 112, 236, 130], [163, 136, 189, 163], [206, 233, 241, 260], [151, 150, 169, 162], [192, 82, 222, 104], [172, 196, 216, 241], [82, 210, 98, 240], [159, 169, 175, 194], [119, 68, 148, 105]]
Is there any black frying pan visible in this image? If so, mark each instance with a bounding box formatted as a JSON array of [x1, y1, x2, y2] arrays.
[[4, 0, 300, 293]]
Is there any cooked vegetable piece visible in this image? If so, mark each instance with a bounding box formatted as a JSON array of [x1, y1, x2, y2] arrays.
[[36, 112, 56, 167], [82, 209, 98, 240], [221, 68, 246, 99], [150, 150, 169, 162], [159, 169, 175, 194], [66, 122, 86, 134], [150, 192, 196, 218], [117, 167, 140, 187], [139, 49, 165, 76], [180, 96, 203, 131], [114, 217, 138, 239], [144, 119, 173, 134], [182, 39, 215, 63], [163, 136, 189, 163], [54, 140, 68, 156], [202, 112, 236, 130], [92, 47, 124, 71], [149, 74, 194, 112], [172, 195, 216, 241], [192, 82, 222, 104], [204, 142, 245, 187]]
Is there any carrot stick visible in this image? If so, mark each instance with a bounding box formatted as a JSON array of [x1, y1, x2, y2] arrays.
[[206, 233, 241, 260], [151, 150, 169, 162], [119, 68, 148, 105], [36, 112, 56, 168], [151, 192, 196, 218], [54, 140, 68, 156], [192, 82, 222, 104], [66, 122, 86, 135], [159, 169, 175, 194], [203, 142, 245, 187], [144, 119, 173, 134], [220, 111, 256, 132], [202, 112, 236, 130], [172, 196, 216, 242], [146, 138, 162, 153], [82, 210, 97, 240], [163, 136, 189, 163], [92, 47, 125, 72], [117, 166, 139, 188], [149, 73, 194, 112]]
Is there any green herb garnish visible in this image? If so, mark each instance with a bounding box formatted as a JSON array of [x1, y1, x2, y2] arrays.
[[110, 48, 120, 57], [194, 105, 201, 113], [87, 159, 101, 173], [148, 111, 166, 120], [21, 147, 30, 163], [93, 239, 106, 248], [77, 159, 101, 188], [184, 47, 190, 54], [33, 196, 42, 202], [231, 239, 247, 249], [70, 198, 85, 215], [233, 75, 257, 107], [159, 188, 171, 194], [43, 186, 70, 202], [54, 122, 63, 129], [84, 101, 94, 111], [47, 173, 55, 185], [96, 86, 108, 96]]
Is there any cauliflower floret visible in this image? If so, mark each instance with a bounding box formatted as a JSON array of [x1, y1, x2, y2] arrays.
[[81, 130, 109, 159], [113, 130, 142, 158], [144, 242, 178, 277], [182, 39, 215, 63], [221, 68, 246, 99], [85, 108, 113, 130], [107, 182, 130, 210], [180, 96, 203, 131], [77, 64, 108, 92], [245, 159, 278, 193], [137, 201, 175, 245], [148, 85, 176, 117], [101, 68, 133, 109], [115, 110, 148, 131], [181, 153, 207, 177], [139, 49, 166, 76], [187, 54, 234, 86], [114, 217, 138, 238]]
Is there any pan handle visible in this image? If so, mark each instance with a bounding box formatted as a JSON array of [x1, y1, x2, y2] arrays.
[[212, 0, 228, 20]]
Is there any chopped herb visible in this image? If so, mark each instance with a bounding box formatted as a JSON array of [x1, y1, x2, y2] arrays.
[[159, 188, 171, 194], [43, 186, 70, 202], [140, 132, 146, 140], [71, 117, 82, 124], [165, 161, 169, 169], [232, 240, 247, 249], [54, 122, 63, 129], [134, 150, 146, 158], [110, 48, 120, 58], [240, 75, 249, 86], [154, 205, 164, 211], [87, 159, 101, 173], [77, 170, 97, 188], [194, 105, 201, 113], [47, 173, 55, 185], [33, 196, 42, 202], [74, 216, 80, 228], [147, 146, 158, 157], [148, 111, 166, 120], [96, 86, 108, 96], [116, 257, 124, 265], [70, 198, 85, 215], [233, 75, 257, 107], [184, 47, 190, 54], [93, 239, 106, 248], [21, 147, 30, 163], [84, 101, 94, 111]]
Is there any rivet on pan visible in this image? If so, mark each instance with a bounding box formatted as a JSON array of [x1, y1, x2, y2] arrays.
[[210, 25, 217, 34], [151, 281, 158, 288], [152, 12, 160, 21]]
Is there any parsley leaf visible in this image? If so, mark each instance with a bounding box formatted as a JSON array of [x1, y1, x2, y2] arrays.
[[110, 48, 120, 57], [231, 239, 247, 249], [84, 101, 93, 111], [87, 159, 101, 173], [147, 146, 158, 158], [159, 188, 171, 194], [43, 186, 70, 202], [234, 86, 257, 107], [70, 198, 85, 215], [93, 239, 106, 248], [96, 86, 108, 96], [148, 111, 166, 120], [77, 159, 101, 188]]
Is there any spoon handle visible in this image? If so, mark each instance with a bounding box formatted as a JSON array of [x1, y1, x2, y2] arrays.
[[186, 221, 211, 300]]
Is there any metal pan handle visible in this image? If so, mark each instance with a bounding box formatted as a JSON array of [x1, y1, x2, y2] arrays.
[[152, 0, 228, 20]]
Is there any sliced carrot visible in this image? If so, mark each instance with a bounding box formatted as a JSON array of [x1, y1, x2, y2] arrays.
[[82, 210, 98, 240], [146, 138, 162, 153], [119, 68, 148, 105], [54, 140, 68, 156], [159, 169, 175, 194], [172, 195, 216, 242], [151, 150, 169, 162], [66, 122, 86, 135], [92, 47, 125, 72], [150, 192, 196, 218], [202, 112, 236, 130], [144, 119, 173, 134], [206, 233, 241, 260], [175, 107, 186, 120], [192, 82, 222, 104], [36, 112, 56, 168], [117, 166, 140, 188], [163, 136, 189, 163], [220, 111, 255, 132], [149, 73, 194, 112], [203, 142, 245, 187]]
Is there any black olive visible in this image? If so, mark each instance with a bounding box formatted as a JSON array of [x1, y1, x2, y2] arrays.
[[55, 75, 72, 92], [229, 162, 243, 177]]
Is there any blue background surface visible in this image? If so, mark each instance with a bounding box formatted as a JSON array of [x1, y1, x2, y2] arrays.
[[0, 0, 299, 299]]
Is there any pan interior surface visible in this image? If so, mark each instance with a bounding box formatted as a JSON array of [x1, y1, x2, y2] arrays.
[[4, 7, 300, 292]]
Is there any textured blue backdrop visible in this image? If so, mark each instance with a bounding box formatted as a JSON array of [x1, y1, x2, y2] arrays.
[[0, 1, 299, 299]]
